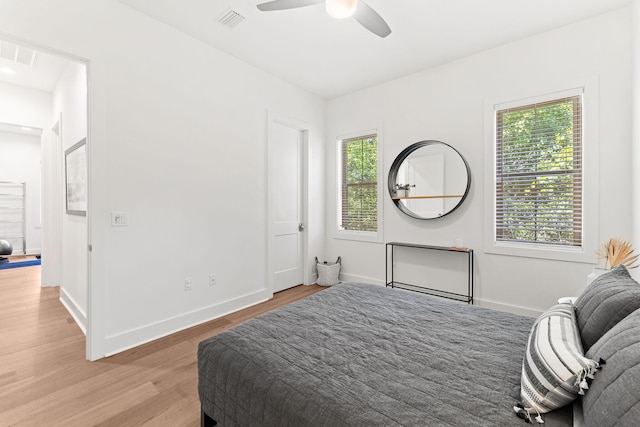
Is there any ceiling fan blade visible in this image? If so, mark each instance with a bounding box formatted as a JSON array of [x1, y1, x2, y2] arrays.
[[257, 0, 323, 12], [353, 1, 391, 38]]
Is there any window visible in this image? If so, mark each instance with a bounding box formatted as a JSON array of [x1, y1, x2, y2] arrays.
[[495, 95, 583, 248], [336, 132, 382, 240]]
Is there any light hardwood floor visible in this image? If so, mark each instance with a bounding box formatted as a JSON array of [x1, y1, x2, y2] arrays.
[[0, 266, 325, 426]]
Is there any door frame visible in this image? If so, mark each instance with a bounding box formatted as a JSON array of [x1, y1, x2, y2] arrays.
[[48, 114, 63, 287], [266, 111, 310, 295]]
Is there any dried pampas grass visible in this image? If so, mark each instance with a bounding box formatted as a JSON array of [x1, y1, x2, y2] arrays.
[[597, 238, 639, 269]]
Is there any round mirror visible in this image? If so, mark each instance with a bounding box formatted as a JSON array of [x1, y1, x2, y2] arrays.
[[388, 140, 471, 219]]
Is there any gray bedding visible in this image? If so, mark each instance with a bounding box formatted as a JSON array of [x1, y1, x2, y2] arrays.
[[197, 283, 566, 426]]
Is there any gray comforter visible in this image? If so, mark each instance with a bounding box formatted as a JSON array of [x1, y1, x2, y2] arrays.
[[198, 283, 545, 426]]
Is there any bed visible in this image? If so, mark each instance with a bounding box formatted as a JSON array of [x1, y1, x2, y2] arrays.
[[198, 268, 640, 427]]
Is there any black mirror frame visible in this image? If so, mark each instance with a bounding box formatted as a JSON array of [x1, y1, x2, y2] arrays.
[[388, 140, 471, 220]]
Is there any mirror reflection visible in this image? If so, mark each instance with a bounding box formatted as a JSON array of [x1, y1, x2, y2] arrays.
[[388, 140, 471, 219]]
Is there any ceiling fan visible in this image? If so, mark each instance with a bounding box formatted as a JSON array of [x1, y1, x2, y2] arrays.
[[256, 0, 392, 38]]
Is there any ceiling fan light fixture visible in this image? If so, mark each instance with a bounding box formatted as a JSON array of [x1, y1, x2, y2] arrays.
[[326, 0, 357, 19]]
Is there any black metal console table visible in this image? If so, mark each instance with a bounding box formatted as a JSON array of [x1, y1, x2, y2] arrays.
[[385, 242, 474, 304]]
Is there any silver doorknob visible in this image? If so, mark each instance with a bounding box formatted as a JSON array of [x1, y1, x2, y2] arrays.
[[299, 223, 305, 231]]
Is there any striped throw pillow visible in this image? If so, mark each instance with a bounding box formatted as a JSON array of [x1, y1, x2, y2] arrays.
[[517, 303, 600, 420]]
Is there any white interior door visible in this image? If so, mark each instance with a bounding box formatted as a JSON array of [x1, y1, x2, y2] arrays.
[[270, 122, 304, 293], [406, 153, 444, 217]]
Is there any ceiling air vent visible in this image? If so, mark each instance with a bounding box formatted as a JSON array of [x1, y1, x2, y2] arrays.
[[217, 9, 246, 29], [0, 40, 37, 66]]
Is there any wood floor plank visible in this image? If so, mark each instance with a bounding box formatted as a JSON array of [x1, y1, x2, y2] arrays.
[[0, 266, 325, 426], [61, 381, 160, 427], [140, 398, 201, 427]]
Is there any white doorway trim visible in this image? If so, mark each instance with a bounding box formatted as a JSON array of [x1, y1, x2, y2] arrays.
[[266, 111, 310, 295], [46, 114, 63, 287]]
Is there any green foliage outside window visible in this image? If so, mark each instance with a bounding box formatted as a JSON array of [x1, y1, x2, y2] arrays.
[[497, 96, 582, 246], [341, 135, 378, 232]]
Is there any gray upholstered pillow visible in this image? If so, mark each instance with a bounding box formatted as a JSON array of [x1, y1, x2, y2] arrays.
[[582, 308, 640, 427], [574, 265, 640, 351]]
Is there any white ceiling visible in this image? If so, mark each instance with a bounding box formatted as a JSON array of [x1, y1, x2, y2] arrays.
[[118, 0, 632, 99], [0, 40, 69, 93]]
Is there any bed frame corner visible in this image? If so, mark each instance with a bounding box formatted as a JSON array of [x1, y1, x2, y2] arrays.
[[201, 407, 216, 427]]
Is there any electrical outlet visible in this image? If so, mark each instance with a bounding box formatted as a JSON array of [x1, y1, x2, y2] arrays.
[[209, 274, 216, 286], [184, 278, 192, 291]]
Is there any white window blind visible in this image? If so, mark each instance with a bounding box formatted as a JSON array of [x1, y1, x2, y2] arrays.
[[495, 95, 582, 247], [340, 134, 378, 233]]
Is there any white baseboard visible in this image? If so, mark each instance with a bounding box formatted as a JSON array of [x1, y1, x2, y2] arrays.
[[103, 287, 272, 357], [59, 287, 87, 335], [337, 272, 385, 286], [474, 298, 542, 318], [98, 280, 541, 358]]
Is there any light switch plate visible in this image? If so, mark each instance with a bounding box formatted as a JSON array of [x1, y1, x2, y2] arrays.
[[111, 212, 129, 227]]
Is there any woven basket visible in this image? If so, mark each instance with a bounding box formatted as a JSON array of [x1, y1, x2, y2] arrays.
[[316, 256, 341, 286]]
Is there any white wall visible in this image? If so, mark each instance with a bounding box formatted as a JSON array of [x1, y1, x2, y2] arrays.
[[0, 0, 326, 359], [52, 62, 88, 332], [326, 8, 633, 316], [633, 0, 640, 282], [0, 82, 51, 128], [0, 130, 41, 254]]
